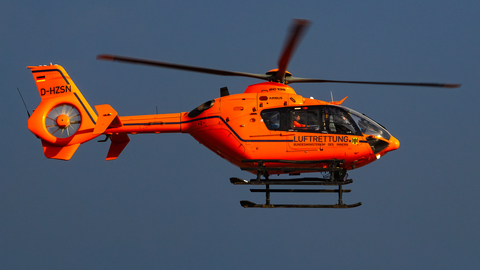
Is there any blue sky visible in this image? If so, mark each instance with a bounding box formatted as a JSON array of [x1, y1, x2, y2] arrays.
[[1, 1, 479, 269]]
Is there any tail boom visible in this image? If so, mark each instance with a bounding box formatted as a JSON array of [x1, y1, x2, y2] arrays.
[[106, 113, 183, 134], [93, 106, 183, 160]]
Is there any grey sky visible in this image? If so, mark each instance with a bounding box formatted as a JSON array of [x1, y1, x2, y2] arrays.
[[1, 1, 479, 269]]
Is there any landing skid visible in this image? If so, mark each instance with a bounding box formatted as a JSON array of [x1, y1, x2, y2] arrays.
[[239, 200, 362, 209], [231, 159, 362, 209]]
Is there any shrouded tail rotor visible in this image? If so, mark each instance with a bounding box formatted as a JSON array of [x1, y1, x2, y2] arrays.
[[45, 104, 82, 138]]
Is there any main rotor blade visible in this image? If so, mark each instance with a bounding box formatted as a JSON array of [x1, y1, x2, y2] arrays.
[[287, 77, 461, 88], [276, 19, 311, 83], [97, 54, 270, 81]]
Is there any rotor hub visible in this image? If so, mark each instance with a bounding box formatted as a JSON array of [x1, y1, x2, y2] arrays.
[[46, 104, 82, 138], [56, 114, 70, 128], [266, 69, 292, 77]]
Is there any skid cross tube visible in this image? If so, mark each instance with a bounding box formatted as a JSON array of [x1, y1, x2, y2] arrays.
[[241, 159, 345, 181], [231, 159, 361, 208]]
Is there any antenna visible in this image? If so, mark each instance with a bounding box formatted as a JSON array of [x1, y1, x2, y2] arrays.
[[330, 91, 334, 102], [17, 88, 31, 118]]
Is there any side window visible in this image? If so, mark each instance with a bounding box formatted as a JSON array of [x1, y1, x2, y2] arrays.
[[261, 109, 287, 130], [291, 110, 320, 131], [288, 106, 362, 135], [262, 111, 281, 130], [262, 106, 361, 135]]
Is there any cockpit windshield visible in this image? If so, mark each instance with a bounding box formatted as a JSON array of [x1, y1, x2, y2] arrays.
[[342, 107, 391, 140], [260, 105, 391, 140]]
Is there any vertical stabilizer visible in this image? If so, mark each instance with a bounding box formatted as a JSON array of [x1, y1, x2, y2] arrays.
[[27, 64, 99, 159]]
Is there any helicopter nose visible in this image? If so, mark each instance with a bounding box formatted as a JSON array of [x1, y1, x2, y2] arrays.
[[374, 135, 399, 160], [385, 135, 400, 153]]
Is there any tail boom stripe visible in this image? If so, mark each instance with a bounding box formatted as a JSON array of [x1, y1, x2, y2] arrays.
[[74, 92, 96, 125]]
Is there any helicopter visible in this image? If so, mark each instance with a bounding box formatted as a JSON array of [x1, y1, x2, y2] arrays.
[[27, 19, 460, 208]]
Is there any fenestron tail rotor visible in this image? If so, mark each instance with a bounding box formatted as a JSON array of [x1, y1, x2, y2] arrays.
[[45, 104, 82, 138]]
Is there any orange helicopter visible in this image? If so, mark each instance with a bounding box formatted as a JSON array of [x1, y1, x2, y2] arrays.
[[27, 19, 460, 208]]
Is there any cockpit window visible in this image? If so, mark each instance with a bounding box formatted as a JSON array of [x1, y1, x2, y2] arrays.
[[344, 107, 391, 140], [260, 105, 363, 135], [286, 106, 361, 135], [261, 105, 390, 138], [320, 106, 360, 135], [292, 110, 319, 129]]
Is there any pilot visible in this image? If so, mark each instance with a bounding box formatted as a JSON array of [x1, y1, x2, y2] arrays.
[[334, 113, 354, 134], [294, 114, 306, 127]]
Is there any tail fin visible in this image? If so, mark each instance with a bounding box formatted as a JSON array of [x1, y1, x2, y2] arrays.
[[27, 64, 99, 160]]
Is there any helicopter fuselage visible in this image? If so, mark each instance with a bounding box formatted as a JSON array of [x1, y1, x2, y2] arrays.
[[105, 81, 399, 174]]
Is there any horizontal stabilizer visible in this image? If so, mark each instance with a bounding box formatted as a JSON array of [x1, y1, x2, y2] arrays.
[[41, 140, 80, 160], [106, 133, 130, 160]]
